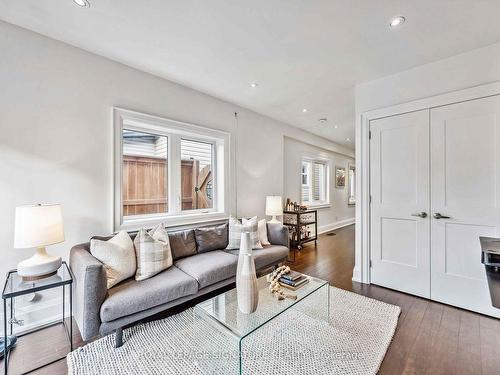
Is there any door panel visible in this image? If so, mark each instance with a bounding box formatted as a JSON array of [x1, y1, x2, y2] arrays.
[[370, 110, 430, 298], [431, 96, 500, 317]]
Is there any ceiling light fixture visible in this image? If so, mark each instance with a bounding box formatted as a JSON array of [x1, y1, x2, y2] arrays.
[[318, 118, 328, 123], [334, 125, 339, 129], [389, 15, 405, 28], [250, 83, 259, 88], [302, 108, 308, 113], [346, 138, 351, 142]]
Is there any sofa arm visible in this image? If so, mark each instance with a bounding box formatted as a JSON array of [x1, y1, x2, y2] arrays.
[[266, 223, 290, 248], [69, 243, 107, 341]]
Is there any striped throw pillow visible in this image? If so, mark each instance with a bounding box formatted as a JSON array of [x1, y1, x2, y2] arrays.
[[134, 224, 173, 281], [226, 216, 263, 250]]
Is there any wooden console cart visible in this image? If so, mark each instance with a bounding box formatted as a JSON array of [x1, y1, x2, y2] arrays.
[[283, 209, 318, 250]]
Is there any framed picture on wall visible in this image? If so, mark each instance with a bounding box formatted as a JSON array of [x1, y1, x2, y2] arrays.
[[347, 164, 356, 205], [335, 166, 346, 188]]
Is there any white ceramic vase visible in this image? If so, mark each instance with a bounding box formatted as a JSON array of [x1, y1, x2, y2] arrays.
[[237, 253, 258, 314], [237, 232, 252, 279], [236, 232, 258, 314]]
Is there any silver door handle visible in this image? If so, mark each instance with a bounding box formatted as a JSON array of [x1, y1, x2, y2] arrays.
[[433, 213, 450, 219], [411, 212, 427, 218]]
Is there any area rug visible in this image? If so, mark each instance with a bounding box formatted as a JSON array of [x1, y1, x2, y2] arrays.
[[67, 287, 400, 374]]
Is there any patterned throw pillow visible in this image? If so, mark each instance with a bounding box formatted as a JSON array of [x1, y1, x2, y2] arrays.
[[134, 224, 173, 281], [90, 231, 137, 289], [242, 218, 270, 246], [226, 216, 263, 250]]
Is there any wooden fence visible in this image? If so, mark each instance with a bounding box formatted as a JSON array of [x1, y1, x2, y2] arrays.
[[123, 155, 212, 216]]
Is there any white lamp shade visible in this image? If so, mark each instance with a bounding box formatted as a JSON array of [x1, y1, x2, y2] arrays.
[[265, 196, 283, 216], [14, 204, 64, 248]]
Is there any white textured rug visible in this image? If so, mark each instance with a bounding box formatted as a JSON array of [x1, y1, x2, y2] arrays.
[[68, 287, 400, 375]]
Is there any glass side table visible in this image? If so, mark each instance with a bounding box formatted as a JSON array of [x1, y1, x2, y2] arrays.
[[1, 261, 73, 375]]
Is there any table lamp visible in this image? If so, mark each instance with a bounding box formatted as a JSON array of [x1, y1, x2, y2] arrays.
[[265, 196, 283, 224], [14, 204, 64, 280]]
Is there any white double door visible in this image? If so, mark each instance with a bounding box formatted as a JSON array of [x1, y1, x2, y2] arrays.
[[370, 95, 500, 317]]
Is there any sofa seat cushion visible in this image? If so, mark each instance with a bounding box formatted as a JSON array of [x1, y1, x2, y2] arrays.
[[174, 250, 238, 289], [100, 266, 198, 322], [226, 245, 289, 270]]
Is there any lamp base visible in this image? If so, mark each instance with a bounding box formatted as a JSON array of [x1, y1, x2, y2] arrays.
[[268, 216, 281, 224], [17, 247, 62, 279], [22, 271, 57, 282]]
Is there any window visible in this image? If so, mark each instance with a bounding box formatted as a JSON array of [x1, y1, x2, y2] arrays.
[[122, 130, 168, 216], [180, 139, 214, 211], [301, 158, 329, 207], [114, 108, 230, 230]]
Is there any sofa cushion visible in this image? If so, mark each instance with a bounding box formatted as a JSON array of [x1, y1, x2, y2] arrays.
[[174, 250, 238, 288], [133, 225, 173, 281], [90, 231, 137, 289], [226, 216, 262, 250], [226, 245, 289, 270], [100, 266, 198, 322], [169, 229, 197, 260], [194, 223, 228, 253]]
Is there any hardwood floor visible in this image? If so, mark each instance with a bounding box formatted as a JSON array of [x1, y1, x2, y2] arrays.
[[3, 224, 500, 374], [289, 225, 500, 375]]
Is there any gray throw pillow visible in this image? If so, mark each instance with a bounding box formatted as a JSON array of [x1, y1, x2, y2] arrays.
[[169, 229, 197, 260], [195, 223, 229, 253]]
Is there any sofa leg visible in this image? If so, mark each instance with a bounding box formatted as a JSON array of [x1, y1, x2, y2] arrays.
[[115, 328, 123, 348]]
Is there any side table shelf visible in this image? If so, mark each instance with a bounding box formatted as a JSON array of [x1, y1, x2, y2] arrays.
[[2, 261, 74, 375]]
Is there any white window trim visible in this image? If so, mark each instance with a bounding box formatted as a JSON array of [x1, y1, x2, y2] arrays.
[[300, 157, 331, 209], [114, 107, 232, 231]]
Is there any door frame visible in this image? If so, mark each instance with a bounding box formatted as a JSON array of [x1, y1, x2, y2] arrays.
[[355, 81, 500, 284]]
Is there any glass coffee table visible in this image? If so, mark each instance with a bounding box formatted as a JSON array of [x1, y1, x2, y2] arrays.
[[194, 273, 330, 374]]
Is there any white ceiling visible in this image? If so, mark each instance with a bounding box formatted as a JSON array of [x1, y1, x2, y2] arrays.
[[2, 1, 500, 149]]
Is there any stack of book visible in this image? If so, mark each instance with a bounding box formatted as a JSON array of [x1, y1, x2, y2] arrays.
[[279, 271, 310, 291]]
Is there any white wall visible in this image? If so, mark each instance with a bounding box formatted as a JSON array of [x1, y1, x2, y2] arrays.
[[356, 42, 500, 113], [284, 137, 355, 234], [353, 41, 500, 282], [0, 20, 354, 328]]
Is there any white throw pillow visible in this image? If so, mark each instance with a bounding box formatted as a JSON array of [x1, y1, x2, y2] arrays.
[[226, 216, 263, 250], [243, 218, 270, 246], [90, 231, 136, 289], [134, 224, 173, 281]]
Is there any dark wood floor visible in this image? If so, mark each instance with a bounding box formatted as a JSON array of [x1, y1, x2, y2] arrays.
[[3, 224, 500, 374]]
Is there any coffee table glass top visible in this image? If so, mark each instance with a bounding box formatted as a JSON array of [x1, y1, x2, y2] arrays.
[[194, 273, 328, 339]]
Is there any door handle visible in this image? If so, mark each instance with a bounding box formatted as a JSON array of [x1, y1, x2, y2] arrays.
[[411, 212, 427, 218], [433, 213, 451, 219]]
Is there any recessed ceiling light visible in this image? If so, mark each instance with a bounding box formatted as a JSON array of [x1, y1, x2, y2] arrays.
[[73, 0, 90, 7], [318, 118, 328, 123], [334, 125, 339, 129], [346, 138, 351, 142], [389, 15, 405, 28], [302, 108, 308, 113], [250, 83, 259, 88]]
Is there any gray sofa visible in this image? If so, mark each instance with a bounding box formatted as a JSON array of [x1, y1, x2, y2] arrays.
[[69, 222, 289, 346]]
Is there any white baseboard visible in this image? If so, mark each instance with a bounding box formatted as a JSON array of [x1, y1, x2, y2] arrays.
[[352, 266, 362, 283], [317, 218, 355, 235]]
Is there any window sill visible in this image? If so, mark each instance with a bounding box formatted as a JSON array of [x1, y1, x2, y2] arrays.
[[303, 203, 332, 210], [118, 211, 229, 232]]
